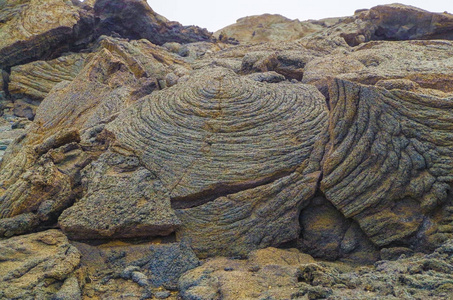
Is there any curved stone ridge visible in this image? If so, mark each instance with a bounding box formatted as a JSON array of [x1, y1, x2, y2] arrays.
[[322, 78, 453, 248], [110, 67, 327, 203]]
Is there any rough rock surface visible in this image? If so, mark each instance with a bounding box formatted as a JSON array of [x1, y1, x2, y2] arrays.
[[8, 53, 88, 101], [309, 4, 453, 47], [214, 14, 324, 44], [94, 0, 213, 45], [322, 78, 453, 249], [303, 40, 453, 98], [100, 67, 328, 257], [0, 35, 188, 236], [59, 150, 181, 239], [1, 1, 453, 299], [179, 247, 315, 300], [0, 0, 93, 69], [181, 242, 453, 300], [0, 230, 81, 300]]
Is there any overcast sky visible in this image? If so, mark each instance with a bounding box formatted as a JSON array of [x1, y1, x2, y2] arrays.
[[148, 0, 453, 32]]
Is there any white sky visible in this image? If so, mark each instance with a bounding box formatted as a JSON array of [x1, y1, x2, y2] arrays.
[[147, 0, 453, 32]]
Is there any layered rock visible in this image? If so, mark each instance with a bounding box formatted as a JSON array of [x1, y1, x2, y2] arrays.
[[322, 78, 453, 249], [58, 67, 329, 257], [94, 0, 213, 45], [8, 53, 88, 101], [310, 4, 453, 47], [0, 0, 93, 69], [0, 36, 189, 236], [0, 230, 81, 300], [302, 40, 453, 100]]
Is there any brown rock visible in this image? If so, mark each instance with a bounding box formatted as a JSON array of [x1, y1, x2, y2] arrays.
[[0, 230, 81, 299], [179, 248, 316, 300], [307, 4, 453, 47], [0, 36, 187, 236], [215, 14, 324, 44], [59, 150, 181, 239], [9, 53, 88, 101], [321, 78, 453, 249], [0, 0, 93, 68], [302, 40, 453, 100], [103, 67, 328, 256]]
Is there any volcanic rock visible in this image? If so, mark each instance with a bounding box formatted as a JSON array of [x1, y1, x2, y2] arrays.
[[96, 67, 328, 256], [0, 36, 189, 236], [0, 0, 94, 69], [0, 230, 81, 300], [322, 78, 453, 249], [59, 150, 181, 240], [303, 40, 453, 97], [94, 0, 213, 45], [180, 242, 453, 300], [215, 14, 324, 44], [179, 247, 315, 300], [310, 4, 453, 47], [8, 53, 88, 101]]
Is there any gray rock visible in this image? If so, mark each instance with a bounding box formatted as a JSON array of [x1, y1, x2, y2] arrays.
[[53, 276, 82, 300], [142, 242, 200, 290]]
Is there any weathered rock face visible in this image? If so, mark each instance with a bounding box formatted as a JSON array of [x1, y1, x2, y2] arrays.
[[94, 0, 213, 45], [179, 247, 315, 300], [59, 150, 181, 239], [214, 14, 324, 44], [0, 230, 81, 300], [0, 0, 94, 69], [322, 78, 453, 249], [9, 53, 88, 101], [59, 67, 329, 257], [303, 40, 453, 98], [1, 1, 453, 299], [0, 36, 190, 236], [311, 4, 453, 47]]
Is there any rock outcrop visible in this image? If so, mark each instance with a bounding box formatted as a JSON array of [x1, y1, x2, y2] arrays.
[[322, 78, 453, 249], [214, 14, 324, 44], [0, 0, 94, 69], [94, 0, 213, 45], [1, 1, 453, 299], [59, 67, 329, 257]]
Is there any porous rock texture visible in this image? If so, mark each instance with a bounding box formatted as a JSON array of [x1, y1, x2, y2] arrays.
[[59, 67, 329, 256], [1, 1, 453, 299], [0, 230, 82, 300]]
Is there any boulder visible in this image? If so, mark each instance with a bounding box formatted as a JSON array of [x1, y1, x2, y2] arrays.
[[59, 150, 181, 240], [0, 230, 81, 300], [0, 0, 93, 69], [101, 67, 328, 256]]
